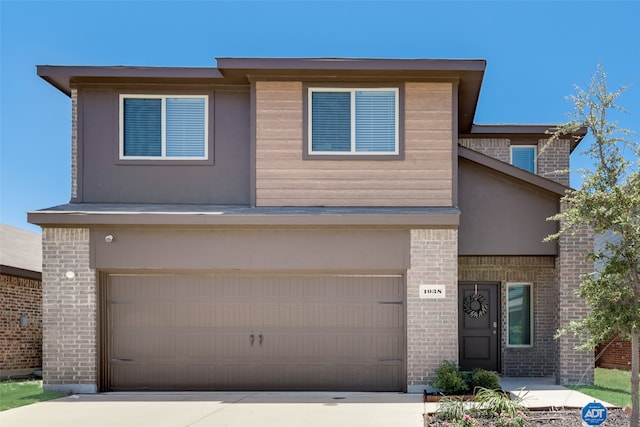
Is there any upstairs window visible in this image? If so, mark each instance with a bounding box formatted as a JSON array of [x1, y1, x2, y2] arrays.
[[120, 95, 208, 160], [308, 88, 399, 155], [511, 145, 536, 173]]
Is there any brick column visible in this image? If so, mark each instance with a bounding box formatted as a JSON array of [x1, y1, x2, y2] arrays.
[[42, 228, 97, 393], [557, 222, 595, 384], [538, 138, 570, 186], [71, 88, 78, 201], [406, 228, 458, 392]]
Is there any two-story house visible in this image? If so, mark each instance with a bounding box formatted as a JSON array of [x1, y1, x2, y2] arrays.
[[30, 58, 593, 394]]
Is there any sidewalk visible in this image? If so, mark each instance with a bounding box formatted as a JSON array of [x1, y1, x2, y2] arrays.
[[422, 377, 616, 414], [500, 377, 615, 409]]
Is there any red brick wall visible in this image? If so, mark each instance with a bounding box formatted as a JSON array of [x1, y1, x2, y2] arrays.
[[0, 273, 42, 371], [597, 337, 633, 370]]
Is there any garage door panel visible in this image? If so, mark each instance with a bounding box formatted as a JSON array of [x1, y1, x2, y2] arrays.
[[106, 274, 405, 391]]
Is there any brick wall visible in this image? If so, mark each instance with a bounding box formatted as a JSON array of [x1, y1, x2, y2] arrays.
[[538, 139, 570, 186], [0, 274, 42, 373], [459, 137, 571, 186], [42, 227, 97, 393], [458, 256, 558, 376], [597, 337, 633, 370], [459, 138, 510, 163], [406, 228, 458, 392], [71, 87, 78, 200], [557, 219, 595, 384]]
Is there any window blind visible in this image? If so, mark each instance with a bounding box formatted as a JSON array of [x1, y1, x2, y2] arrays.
[[123, 98, 162, 156], [355, 90, 395, 152], [311, 92, 351, 152], [166, 98, 206, 157], [511, 146, 536, 173]]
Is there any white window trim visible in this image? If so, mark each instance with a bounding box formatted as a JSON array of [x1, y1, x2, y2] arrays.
[[506, 282, 534, 348], [510, 145, 537, 173], [119, 94, 209, 160], [307, 87, 399, 155]]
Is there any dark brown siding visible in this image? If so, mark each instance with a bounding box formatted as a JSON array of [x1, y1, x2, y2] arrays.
[[91, 227, 410, 271], [458, 158, 559, 256], [77, 87, 250, 204]]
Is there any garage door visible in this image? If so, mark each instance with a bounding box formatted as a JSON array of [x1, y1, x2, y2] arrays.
[[105, 273, 405, 391]]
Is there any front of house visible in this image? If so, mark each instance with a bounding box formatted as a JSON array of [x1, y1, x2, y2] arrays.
[[30, 58, 593, 393]]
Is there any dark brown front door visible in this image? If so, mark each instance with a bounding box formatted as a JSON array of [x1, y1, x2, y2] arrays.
[[458, 282, 500, 372]]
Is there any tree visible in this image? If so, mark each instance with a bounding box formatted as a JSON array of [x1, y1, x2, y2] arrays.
[[545, 65, 640, 427]]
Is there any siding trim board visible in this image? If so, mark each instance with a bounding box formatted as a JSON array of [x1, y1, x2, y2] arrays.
[[28, 206, 461, 227]]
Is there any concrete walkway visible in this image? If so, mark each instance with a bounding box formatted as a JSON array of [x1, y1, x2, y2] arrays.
[[0, 379, 615, 427], [500, 377, 616, 409]]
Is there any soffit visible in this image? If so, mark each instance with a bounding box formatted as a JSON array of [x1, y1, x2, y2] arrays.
[[37, 57, 486, 133]]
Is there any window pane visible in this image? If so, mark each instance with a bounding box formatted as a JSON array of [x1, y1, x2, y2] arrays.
[[311, 92, 351, 152], [355, 91, 396, 152], [123, 98, 161, 156], [508, 284, 532, 346], [512, 146, 536, 173], [166, 98, 206, 157]]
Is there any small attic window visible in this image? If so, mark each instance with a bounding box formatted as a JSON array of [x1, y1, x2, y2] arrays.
[[510, 145, 536, 173]]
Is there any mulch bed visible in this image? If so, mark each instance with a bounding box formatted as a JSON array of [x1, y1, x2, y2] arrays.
[[424, 408, 629, 426]]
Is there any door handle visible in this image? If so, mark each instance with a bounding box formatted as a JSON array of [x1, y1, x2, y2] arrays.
[[259, 334, 263, 346], [250, 334, 255, 346]]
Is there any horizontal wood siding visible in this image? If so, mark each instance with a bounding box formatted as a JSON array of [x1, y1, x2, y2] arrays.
[[255, 81, 453, 207]]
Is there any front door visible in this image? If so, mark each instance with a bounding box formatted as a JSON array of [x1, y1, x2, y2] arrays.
[[458, 282, 500, 372]]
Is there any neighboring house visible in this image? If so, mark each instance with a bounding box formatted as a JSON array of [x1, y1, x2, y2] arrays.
[[593, 231, 633, 370], [30, 58, 593, 394], [0, 224, 43, 379], [597, 337, 633, 370]]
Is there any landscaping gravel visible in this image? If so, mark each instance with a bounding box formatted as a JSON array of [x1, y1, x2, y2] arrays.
[[424, 408, 629, 426]]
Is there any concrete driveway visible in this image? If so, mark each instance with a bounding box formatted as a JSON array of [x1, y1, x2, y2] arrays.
[[0, 392, 425, 427]]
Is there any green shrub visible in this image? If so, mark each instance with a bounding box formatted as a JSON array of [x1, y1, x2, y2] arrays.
[[434, 395, 466, 421], [468, 368, 501, 392], [430, 360, 468, 395], [470, 387, 529, 419]]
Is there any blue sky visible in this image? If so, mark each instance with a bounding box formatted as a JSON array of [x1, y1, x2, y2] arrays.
[[1, 0, 639, 233]]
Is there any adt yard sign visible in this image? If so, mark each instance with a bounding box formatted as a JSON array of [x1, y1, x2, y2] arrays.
[[582, 402, 607, 426]]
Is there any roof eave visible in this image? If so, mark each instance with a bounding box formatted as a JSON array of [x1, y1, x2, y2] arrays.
[[463, 124, 588, 152], [458, 145, 570, 195]]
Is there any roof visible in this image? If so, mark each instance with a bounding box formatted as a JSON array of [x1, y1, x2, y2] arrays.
[[461, 124, 587, 153], [458, 145, 569, 195], [27, 205, 461, 227], [0, 224, 42, 278], [37, 57, 486, 134]]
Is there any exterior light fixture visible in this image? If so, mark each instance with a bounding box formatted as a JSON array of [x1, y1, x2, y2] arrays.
[[105, 234, 114, 243], [65, 271, 76, 280]]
